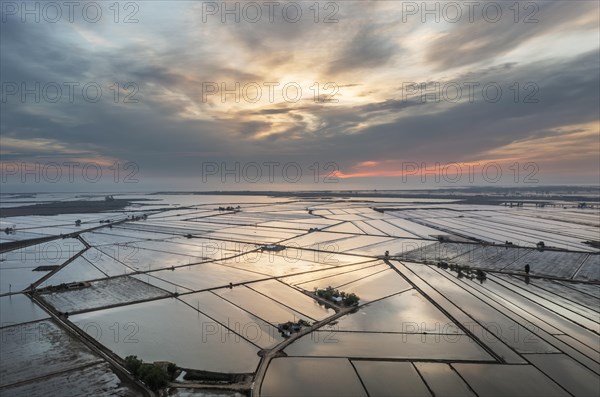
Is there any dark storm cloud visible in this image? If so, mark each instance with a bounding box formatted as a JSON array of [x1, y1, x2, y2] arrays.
[[425, 0, 598, 71], [315, 50, 600, 164], [327, 25, 398, 74], [0, 21, 92, 84], [1, 1, 598, 186], [3, 48, 598, 174]]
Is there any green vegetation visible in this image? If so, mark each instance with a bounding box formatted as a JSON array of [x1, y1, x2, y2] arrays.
[[439, 262, 487, 282], [182, 369, 247, 383], [124, 356, 177, 391], [344, 293, 360, 306], [583, 240, 600, 248], [316, 286, 360, 306], [278, 319, 311, 336], [0, 199, 132, 217], [217, 206, 241, 211]]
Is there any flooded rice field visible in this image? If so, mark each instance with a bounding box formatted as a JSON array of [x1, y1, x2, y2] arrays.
[[1, 193, 598, 395]]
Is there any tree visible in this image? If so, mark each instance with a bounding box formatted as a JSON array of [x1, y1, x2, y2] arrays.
[[124, 355, 142, 377], [167, 362, 178, 379], [124, 356, 173, 391], [343, 293, 360, 306], [139, 364, 169, 391]]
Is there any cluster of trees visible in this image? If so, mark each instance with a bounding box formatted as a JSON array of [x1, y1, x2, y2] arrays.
[[438, 262, 487, 281], [124, 356, 177, 391], [182, 369, 245, 383], [278, 319, 311, 335], [128, 214, 147, 221], [316, 286, 360, 306], [217, 206, 241, 211]]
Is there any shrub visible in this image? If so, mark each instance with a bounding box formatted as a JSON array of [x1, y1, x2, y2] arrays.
[[343, 293, 360, 306], [124, 356, 172, 391], [124, 355, 142, 377], [138, 364, 169, 391]]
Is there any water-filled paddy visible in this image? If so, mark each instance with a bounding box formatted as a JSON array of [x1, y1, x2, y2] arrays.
[[285, 331, 494, 361], [215, 286, 313, 324], [180, 291, 284, 348], [352, 361, 431, 397], [2, 194, 598, 395], [148, 262, 265, 291], [248, 279, 335, 320], [0, 320, 100, 386], [453, 363, 570, 397], [334, 289, 461, 334], [261, 357, 367, 397], [41, 276, 169, 313], [0, 293, 49, 325], [71, 298, 261, 372]]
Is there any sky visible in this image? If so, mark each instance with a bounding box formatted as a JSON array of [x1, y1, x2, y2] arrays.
[[1, 0, 599, 192]]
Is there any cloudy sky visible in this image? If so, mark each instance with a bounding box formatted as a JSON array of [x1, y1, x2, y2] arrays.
[[1, 1, 599, 191]]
